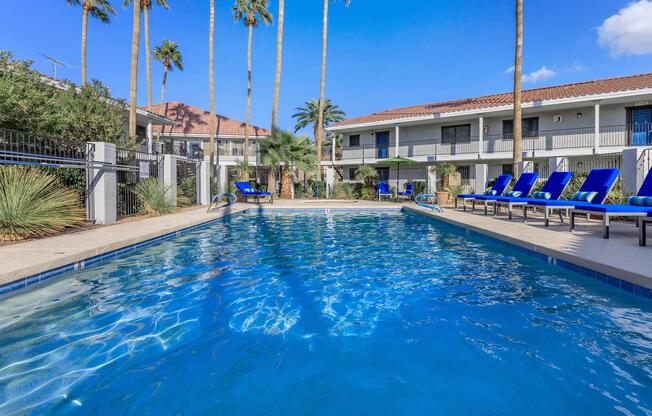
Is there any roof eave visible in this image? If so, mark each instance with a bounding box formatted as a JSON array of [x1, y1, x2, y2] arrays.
[[327, 87, 652, 132]]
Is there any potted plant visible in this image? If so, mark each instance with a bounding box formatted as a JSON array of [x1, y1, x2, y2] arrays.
[[434, 163, 457, 205]]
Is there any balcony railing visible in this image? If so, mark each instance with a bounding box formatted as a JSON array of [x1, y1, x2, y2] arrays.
[[157, 140, 204, 160], [332, 124, 647, 161]]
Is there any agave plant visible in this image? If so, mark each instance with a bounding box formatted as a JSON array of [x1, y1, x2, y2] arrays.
[[133, 178, 175, 216], [0, 166, 84, 241]]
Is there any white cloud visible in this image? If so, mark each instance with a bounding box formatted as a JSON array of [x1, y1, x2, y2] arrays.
[[598, 0, 652, 57], [521, 66, 556, 83], [503, 65, 557, 83]]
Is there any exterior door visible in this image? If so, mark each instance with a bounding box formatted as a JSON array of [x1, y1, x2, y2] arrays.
[[631, 108, 652, 145], [376, 131, 389, 159]]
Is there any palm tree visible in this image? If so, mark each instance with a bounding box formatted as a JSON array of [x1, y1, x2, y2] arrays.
[[127, 0, 141, 139], [209, 0, 216, 193], [259, 129, 315, 199], [124, 0, 170, 111], [316, 0, 351, 179], [354, 164, 378, 188], [231, 160, 253, 181], [512, 0, 523, 175], [232, 0, 272, 169], [67, 0, 116, 87], [293, 98, 345, 142], [270, 0, 284, 131], [153, 40, 183, 106]]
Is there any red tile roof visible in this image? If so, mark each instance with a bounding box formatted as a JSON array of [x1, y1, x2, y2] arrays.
[[333, 72, 652, 128], [147, 102, 271, 137]]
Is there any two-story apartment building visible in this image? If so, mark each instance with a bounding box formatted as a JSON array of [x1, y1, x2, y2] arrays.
[[149, 102, 271, 190], [325, 72, 652, 194]]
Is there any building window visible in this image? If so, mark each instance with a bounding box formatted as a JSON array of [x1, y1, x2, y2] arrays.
[[503, 117, 539, 138], [502, 164, 514, 175], [349, 168, 356, 180], [458, 165, 470, 181], [376, 167, 390, 183], [441, 124, 471, 144], [349, 134, 360, 147]]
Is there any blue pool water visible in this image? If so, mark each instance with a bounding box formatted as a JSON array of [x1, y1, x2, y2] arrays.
[[1, 210, 652, 415]]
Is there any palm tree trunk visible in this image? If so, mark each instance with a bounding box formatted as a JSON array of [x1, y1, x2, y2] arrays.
[[160, 66, 168, 106], [244, 23, 253, 171], [208, 0, 216, 194], [512, 0, 523, 175], [271, 0, 284, 131], [144, 5, 153, 111], [281, 165, 292, 198], [267, 168, 277, 194], [128, 1, 141, 140], [315, 0, 329, 180], [81, 6, 89, 86]]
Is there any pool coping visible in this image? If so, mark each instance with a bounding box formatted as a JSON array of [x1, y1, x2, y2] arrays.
[[1, 204, 650, 300], [403, 205, 652, 299]]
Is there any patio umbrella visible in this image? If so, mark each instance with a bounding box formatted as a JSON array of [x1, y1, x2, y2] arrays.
[[377, 155, 418, 197]]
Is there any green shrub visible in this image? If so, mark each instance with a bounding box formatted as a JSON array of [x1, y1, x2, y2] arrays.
[[0, 166, 84, 241], [178, 176, 197, 205], [133, 178, 175, 216]]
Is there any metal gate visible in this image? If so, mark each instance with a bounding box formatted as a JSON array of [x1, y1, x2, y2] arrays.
[[177, 160, 199, 206], [116, 148, 162, 218]]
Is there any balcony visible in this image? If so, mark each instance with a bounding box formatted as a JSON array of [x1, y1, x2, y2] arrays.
[[157, 140, 204, 160], [329, 124, 648, 163]]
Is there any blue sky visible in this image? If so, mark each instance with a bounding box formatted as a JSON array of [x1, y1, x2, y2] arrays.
[[2, 0, 652, 135]]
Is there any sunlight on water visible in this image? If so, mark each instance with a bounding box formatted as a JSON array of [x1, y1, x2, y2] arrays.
[[1, 210, 652, 415]]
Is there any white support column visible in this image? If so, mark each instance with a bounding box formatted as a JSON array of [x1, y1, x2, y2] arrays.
[[473, 163, 488, 194], [332, 137, 336, 165], [146, 122, 153, 154], [199, 157, 211, 205], [218, 164, 228, 194], [325, 166, 334, 198], [427, 166, 437, 193], [478, 116, 484, 157], [162, 154, 177, 207], [88, 142, 117, 225], [395, 125, 400, 157], [594, 102, 601, 153], [548, 157, 567, 173], [622, 147, 652, 195]]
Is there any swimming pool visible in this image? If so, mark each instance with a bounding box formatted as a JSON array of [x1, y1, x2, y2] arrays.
[[1, 209, 651, 415]]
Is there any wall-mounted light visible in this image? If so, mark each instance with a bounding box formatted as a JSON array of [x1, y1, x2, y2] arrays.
[[483, 125, 489, 134], [576, 112, 583, 119], [552, 114, 562, 123]]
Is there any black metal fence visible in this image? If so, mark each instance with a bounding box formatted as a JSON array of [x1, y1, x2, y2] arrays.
[[116, 148, 162, 218], [0, 128, 93, 219]]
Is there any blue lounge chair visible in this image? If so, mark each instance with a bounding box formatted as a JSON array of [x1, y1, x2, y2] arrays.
[[473, 172, 539, 215], [526, 168, 619, 227], [570, 168, 652, 239], [378, 182, 392, 201], [397, 183, 414, 200], [234, 181, 273, 204], [493, 171, 573, 220], [455, 174, 512, 212]]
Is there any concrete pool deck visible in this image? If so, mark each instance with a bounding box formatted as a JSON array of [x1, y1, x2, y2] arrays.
[[0, 199, 650, 294], [404, 205, 652, 289]]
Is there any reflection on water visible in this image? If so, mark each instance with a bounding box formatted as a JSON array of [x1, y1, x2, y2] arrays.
[[0, 210, 651, 415]]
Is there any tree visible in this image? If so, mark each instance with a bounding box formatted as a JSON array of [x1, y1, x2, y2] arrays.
[[124, 0, 170, 111], [232, 0, 272, 170], [259, 129, 315, 199], [127, 0, 141, 139], [67, 0, 116, 87], [354, 164, 378, 188], [512, 0, 523, 175], [208, 0, 217, 194], [231, 160, 253, 181], [316, 0, 351, 179], [292, 98, 345, 142], [153, 39, 183, 106], [270, 0, 284, 131]]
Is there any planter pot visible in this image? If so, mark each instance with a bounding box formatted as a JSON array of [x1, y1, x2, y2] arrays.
[[435, 191, 450, 205]]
